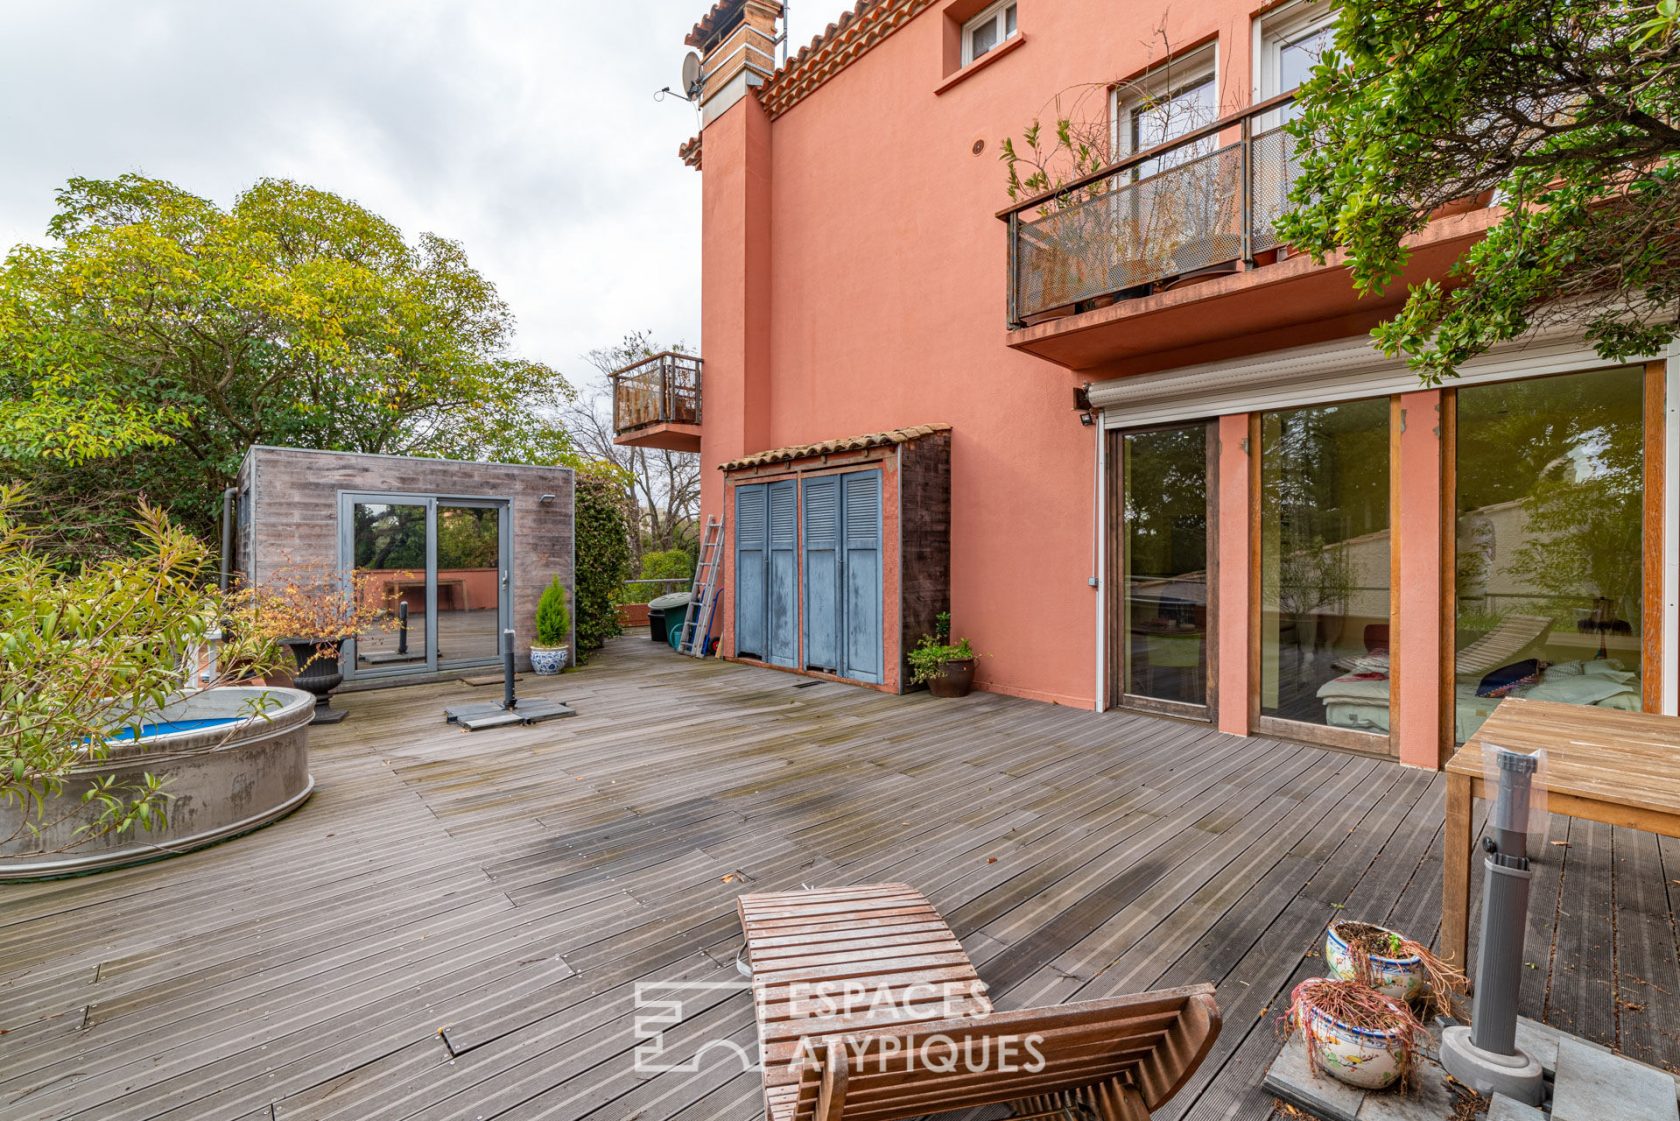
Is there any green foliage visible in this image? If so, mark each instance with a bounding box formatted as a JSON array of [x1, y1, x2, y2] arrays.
[[639, 548, 695, 584], [572, 467, 633, 662], [535, 577, 571, 648], [0, 486, 277, 855], [0, 174, 574, 555], [907, 615, 979, 686], [1278, 0, 1680, 381]]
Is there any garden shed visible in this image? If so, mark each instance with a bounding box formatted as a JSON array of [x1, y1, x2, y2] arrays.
[[720, 425, 951, 693], [232, 446, 575, 683]]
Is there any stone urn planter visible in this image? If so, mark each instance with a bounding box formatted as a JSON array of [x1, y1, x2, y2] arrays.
[[283, 638, 349, 724], [926, 657, 977, 698]]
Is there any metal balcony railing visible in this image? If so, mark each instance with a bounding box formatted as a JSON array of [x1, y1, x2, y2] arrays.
[[611, 352, 703, 435], [1003, 92, 1304, 328]]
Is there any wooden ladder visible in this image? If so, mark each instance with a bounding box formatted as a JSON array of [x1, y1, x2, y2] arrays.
[[679, 515, 723, 657]]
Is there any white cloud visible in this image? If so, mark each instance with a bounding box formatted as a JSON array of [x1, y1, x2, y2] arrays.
[[0, 0, 853, 378]]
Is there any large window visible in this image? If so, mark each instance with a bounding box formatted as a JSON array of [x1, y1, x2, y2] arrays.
[[1120, 424, 1212, 712], [1453, 368, 1647, 742], [1259, 399, 1392, 742]]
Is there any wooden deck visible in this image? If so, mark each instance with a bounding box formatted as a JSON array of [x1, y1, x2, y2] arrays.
[[3, 635, 1677, 1121]]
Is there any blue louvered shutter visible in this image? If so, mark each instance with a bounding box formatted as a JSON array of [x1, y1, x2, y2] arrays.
[[802, 476, 841, 673], [734, 484, 768, 659], [766, 480, 798, 667], [841, 470, 883, 683]]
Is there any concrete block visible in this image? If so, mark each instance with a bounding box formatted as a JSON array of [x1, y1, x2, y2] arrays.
[[1264, 1035, 1364, 1121], [1486, 1094, 1546, 1121], [1551, 1036, 1679, 1121]]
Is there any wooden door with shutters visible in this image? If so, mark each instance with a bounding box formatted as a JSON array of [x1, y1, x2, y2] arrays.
[[734, 484, 768, 660], [803, 470, 883, 683], [766, 480, 798, 668]]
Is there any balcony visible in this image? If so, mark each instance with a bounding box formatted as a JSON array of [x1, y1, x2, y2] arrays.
[[1002, 94, 1499, 373], [611, 352, 703, 452]]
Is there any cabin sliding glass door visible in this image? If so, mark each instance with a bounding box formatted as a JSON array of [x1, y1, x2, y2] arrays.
[[342, 494, 509, 677], [1116, 423, 1214, 717]]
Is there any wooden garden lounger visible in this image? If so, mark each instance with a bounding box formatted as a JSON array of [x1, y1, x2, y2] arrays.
[[738, 883, 1220, 1121]]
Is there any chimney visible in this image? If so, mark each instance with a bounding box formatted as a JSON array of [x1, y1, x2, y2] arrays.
[[686, 0, 783, 125]]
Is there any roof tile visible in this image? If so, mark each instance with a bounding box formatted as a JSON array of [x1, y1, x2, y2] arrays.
[[719, 424, 951, 471]]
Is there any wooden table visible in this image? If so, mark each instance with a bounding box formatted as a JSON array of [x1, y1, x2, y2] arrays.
[[1442, 697, 1680, 968]]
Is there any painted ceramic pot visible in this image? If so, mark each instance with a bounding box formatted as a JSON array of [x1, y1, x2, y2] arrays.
[[1324, 921, 1427, 1002], [530, 645, 569, 676], [1303, 1004, 1412, 1090]]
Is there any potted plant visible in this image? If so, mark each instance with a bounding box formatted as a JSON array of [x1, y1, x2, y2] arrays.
[[1287, 977, 1427, 1091], [908, 612, 979, 698], [1324, 919, 1466, 1012], [229, 565, 402, 725], [530, 577, 571, 675]]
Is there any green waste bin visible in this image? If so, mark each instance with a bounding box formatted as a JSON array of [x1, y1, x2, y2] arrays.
[[648, 592, 694, 645]]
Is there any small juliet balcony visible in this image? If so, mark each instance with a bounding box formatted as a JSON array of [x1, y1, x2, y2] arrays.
[[1003, 93, 1498, 372], [611, 352, 703, 452]]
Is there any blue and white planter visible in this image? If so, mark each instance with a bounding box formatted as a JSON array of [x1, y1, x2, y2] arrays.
[[1301, 1001, 1413, 1090], [1324, 921, 1427, 1002], [529, 645, 569, 676]]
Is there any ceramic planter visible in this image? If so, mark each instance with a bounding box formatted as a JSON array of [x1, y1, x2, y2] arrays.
[[927, 658, 976, 698], [1301, 1003, 1413, 1090], [530, 645, 569, 676], [283, 638, 348, 725], [1324, 921, 1427, 1002]]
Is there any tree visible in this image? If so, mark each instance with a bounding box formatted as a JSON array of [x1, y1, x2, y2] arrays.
[[1279, 0, 1680, 382], [572, 466, 634, 662], [564, 331, 700, 573], [0, 175, 573, 555]]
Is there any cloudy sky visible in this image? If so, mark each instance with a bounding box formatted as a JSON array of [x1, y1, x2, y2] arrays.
[[0, 1, 843, 384]]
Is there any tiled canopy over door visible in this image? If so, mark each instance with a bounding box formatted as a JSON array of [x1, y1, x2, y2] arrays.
[[841, 471, 883, 683], [766, 480, 798, 668], [735, 484, 768, 660]]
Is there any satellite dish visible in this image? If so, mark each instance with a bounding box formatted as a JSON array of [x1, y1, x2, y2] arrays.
[[681, 51, 703, 100]]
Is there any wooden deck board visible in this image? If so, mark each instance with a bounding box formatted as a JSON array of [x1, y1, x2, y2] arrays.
[[2, 634, 1675, 1121]]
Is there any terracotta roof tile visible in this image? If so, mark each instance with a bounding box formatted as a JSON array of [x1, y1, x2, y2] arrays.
[[719, 424, 950, 471], [758, 0, 934, 119], [678, 134, 703, 170], [687, 0, 746, 48]]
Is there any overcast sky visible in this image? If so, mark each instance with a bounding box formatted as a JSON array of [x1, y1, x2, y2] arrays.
[[0, 1, 843, 384]]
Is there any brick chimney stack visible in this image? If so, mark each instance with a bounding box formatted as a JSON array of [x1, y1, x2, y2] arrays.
[[687, 0, 783, 125]]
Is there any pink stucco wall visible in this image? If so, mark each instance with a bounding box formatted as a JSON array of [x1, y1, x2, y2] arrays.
[[700, 0, 1268, 707], [1393, 390, 1445, 768]]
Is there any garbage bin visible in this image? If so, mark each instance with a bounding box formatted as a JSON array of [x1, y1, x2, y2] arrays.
[[648, 592, 694, 645]]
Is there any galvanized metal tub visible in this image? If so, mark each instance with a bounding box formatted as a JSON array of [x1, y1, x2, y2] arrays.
[[0, 686, 315, 881]]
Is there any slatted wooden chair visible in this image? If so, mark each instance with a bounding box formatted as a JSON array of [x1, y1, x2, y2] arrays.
[[738, 883, 1220, 1121]]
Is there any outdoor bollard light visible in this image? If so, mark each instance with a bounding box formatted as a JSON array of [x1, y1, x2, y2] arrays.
[[396, 600, 409, 655], [1440, 747, 1546, 1106]]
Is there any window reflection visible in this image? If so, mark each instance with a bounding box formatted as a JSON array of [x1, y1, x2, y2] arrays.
[[1122, 425, 1210, 708], [1454, 368, 1645, 741], [1260, 399, 1392, 735]]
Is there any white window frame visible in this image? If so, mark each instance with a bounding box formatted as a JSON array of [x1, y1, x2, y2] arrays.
[[1110, 43, 1219, 162], [1254, 1, 1336, 112], [960, 0, 1018, 66]]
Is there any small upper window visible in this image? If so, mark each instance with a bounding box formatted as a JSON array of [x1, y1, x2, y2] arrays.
[[962, 1, 1018, 66], [1257, 1, 1336, 121]]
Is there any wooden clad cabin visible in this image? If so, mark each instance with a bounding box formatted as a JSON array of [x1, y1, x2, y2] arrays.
[[233, 446, 575, 683], [720, 425, 952, 694]]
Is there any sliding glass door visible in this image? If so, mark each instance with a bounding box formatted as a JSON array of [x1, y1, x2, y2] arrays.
[[1453, 367, 1647, 742], [1118, 423, 1213, 716], [342, 494, 509, 677], [1258, 399, 1392, 747]]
